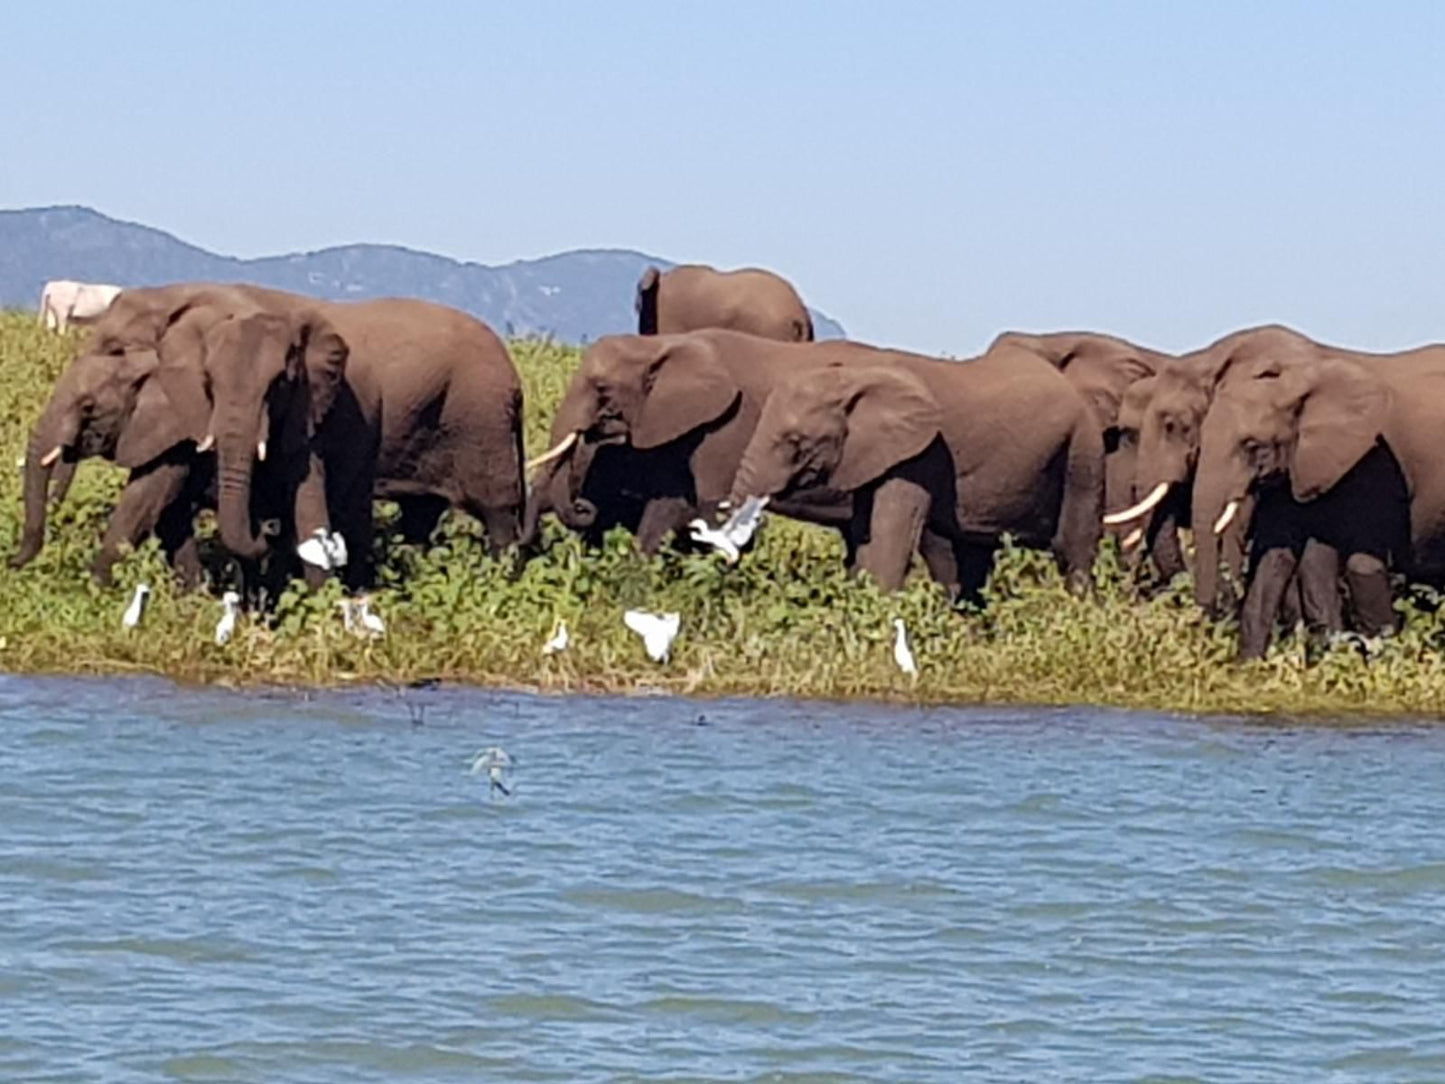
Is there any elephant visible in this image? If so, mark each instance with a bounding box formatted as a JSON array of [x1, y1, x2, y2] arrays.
[[14, 284, 344, 586], [15, 283, 526, 590], [726, 345, 1104, 596], [1103, 325, 1312, 609], [38, 280, 123, 332], [636, 264, 814, 342], [1192, 344, 1445, 657], [987, 330, 1181, 576], [523, 330, 861, 558]]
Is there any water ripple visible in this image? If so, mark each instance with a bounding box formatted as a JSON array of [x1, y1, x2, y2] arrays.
[[0, 676, 1442, 1082]]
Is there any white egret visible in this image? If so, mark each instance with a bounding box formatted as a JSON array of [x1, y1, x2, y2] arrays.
[[214, 591, 241, 646], [623, 609, 681, 663], [542, 619, 570, 655], [121, 583, 151, 629], [341, 596, 386, 637], [297, 527, 349, 571], [892, 618, 918, 677], [468, 746, 514, 797], [688, 495, 770, 563]]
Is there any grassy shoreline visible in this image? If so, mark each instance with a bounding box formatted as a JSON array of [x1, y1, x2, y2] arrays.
[[3, 311, 1444, 719]]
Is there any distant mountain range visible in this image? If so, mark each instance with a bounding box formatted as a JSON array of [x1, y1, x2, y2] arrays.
[[0, 206, 844, 342]]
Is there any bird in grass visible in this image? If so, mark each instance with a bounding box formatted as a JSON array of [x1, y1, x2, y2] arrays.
[[892, 618, 918, 677], [340, 595, 386, 637], [297, 527, 349, 571], [624, 610, 681, 663], [542, 619, 570, 655], [121, 583, 151, 629], [468, 746, 514, 797], [688, 495, 770, 563], [214, 591, 242, 646]]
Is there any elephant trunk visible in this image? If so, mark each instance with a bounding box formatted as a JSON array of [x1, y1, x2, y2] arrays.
[[215, 420, 268, 561], [11, 402, 80, 569], [1191, 462, 1253, 615]]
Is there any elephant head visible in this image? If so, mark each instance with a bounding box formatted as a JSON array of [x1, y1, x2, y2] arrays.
[[1191, 352, 1387, 612], [1109, 326, 1315, 558], [523, 334, 740, 540], [11, 348, 168, 567], [147, 306, 347, 560], [730, 363, 941, 504]]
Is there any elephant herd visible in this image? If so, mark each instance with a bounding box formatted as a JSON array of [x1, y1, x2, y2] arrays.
[[14, 262, 1441, 661]]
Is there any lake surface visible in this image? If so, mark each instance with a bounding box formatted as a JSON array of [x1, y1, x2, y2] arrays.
[[1, 677, 1442, 1083]]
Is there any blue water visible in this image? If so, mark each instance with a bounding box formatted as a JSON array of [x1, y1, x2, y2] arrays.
[[1, 676, 1442, 1082]]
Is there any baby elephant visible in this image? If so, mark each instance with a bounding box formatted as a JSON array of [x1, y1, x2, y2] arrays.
[[728, 351, 1104, 600]]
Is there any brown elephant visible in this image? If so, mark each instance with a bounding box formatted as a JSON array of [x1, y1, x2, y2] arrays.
[[727, 346, 1104, 596], [15, 284, 526, 589], [13, 284, 326, 586], [523, 330, 860, 558], [988, 330, 1181, 577], [636, 264, 814, 342], [1191, 343, 1445, 657]]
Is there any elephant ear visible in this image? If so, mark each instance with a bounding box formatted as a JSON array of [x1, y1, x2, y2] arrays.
[[150, 315, 214, 444], [832, 367, 943, 492], [1062, 353, 1156, 431], [115, 372, 193, 468], [1289, 355, 1387, 501], [632, 338, 739, 449], [300, 315, 348, 432]]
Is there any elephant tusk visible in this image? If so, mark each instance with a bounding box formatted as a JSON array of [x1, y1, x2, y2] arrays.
[[1121, 527, 1145, 551], [197, 434, 215, 453], [1102, 482, 1170, 525], [1212, 499, 1241, 536], [257, 440, 267, 462], [525, 429, 579, 473], [39, 446, 63, 468]]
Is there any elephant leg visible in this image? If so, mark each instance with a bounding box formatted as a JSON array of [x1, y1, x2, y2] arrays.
[[1344, 552, 1396, 637], [919, 529, 960, 599], [1052, 420, 1104, 593], [473, 500, 521, 554], [397, 494, 449, 546], [1147, 510, 1187, 583], [852, 476, 929, 592], [956, 541, 998, 606], [155, 494, 204, 591], [1296, 539, 1343, 637], [92, 463, 191, 587], [636, 497, 692, 555], [1238, 545, 1300, 660]]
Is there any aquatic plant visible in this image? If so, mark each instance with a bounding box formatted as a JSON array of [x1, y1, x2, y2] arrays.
[[3, 310, 1445, 717]]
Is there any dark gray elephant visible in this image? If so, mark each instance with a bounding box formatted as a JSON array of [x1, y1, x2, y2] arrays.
[[12, 284, 322, 586], [636, 264, 814, 342], [523, 330, 855, 557], [1192, 344, 1445, 657], [727, 345, 1104, 596], [15, 284, 526, 590]]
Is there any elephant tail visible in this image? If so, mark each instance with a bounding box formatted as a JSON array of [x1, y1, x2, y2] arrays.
[[1053, 413, 1105, 590]]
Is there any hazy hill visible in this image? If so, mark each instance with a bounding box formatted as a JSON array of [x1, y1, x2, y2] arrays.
[[0, 206, 844, 342]]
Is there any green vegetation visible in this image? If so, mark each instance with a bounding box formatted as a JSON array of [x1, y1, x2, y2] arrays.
[[2, 310, 1444, 717]]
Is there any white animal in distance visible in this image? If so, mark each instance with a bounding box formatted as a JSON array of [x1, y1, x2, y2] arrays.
[[38, 280, 123, 333], [623, 610, 681, 663]]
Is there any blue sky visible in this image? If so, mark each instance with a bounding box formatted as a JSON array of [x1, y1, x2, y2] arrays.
[[5, 2, 1444, 354]]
